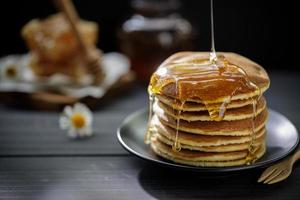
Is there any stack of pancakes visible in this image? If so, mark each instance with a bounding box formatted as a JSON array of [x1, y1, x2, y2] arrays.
[[147, 52, 270, 167]]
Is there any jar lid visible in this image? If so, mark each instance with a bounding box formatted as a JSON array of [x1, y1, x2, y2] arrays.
[[131, 0, 181, 17]]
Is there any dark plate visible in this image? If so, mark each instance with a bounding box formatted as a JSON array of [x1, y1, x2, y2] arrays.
[[117, 109, 299, 172]]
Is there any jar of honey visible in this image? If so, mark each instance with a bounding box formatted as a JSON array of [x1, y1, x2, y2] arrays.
[[119, 0, 194, 83]]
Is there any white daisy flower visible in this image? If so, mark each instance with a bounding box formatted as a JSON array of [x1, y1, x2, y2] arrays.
[[0, 58, 21, 81], [0, 54, 37, 83], [59, 103, 93, 138]]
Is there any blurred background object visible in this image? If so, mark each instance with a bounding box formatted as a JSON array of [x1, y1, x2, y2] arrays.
[[21, 13, 100, 84], [0, 0, 134, 110], [118, 0, 195, 82], [1, 0, 299, 74]]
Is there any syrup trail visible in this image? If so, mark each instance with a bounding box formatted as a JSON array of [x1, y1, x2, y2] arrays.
[[210, 0, 217, 63], [210, 1, 261, 162], [172, 77, 182, 151], [144, 92, 154, 144], [246, 90, 262, 164], [172, 100, 185, 152]]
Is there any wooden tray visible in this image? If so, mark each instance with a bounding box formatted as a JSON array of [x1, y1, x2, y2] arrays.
[[0, 71, 135, 110]]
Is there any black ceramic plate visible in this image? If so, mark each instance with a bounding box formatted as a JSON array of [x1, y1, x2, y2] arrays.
[[118, 109, 299, 172]]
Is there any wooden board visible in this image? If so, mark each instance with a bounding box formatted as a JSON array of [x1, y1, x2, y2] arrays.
[[0, 71, 300, 199], [0, 157, 300, 200], [0, 71, 136, 110], [0, 85, 148, 156]]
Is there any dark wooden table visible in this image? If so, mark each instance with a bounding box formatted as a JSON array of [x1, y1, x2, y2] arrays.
[[0, 71, 300, 200]]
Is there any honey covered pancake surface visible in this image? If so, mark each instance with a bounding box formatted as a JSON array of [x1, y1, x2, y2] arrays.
[[151, 52, 270, 103], [145, 51, 270, 167]]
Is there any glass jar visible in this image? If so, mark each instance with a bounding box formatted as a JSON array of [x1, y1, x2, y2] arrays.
[[119, 0, 194, 83]]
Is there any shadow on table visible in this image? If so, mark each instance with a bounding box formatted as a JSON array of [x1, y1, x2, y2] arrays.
[[138, 164, 300, 200]]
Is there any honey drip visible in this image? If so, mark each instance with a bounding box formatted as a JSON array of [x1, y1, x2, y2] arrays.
[[245, 91, 262, 164], [144, 92, 154, 144], [146, 0, 261, 163], [172, 101, 185, 152]]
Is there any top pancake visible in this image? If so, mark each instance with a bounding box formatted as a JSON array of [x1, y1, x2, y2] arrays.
[[150, 52, 270, 104]]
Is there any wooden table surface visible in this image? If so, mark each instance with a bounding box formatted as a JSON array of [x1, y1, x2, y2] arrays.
[[0, 71, 300, 200]]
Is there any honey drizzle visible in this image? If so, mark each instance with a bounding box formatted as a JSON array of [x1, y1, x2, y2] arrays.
[[172, 100, 185, 152], [146, 0, 262, 163], [245, 91, 262, 164], [206, 0, 229, 121], [209, 0, 217, 63], [144, 92, 154, 144], [148, 57, 261, 153]]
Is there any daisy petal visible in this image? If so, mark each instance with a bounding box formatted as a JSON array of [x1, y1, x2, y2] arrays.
[[84, 113, 93, 126], [63, 106, 73, 117], [74, 103, 93, 126], [83, 126, 93, 136], [75, 103, 92, 116], [74, 103, 88, 113], [59, 116, 70, 129]]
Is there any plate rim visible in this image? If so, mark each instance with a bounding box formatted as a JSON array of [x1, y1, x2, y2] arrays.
[[117, 108, 299, 172]]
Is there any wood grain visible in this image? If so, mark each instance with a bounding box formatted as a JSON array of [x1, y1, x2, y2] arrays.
[[0, 157, 299, 200], [0, 71, 299, 200], [0, 86, 147, 156]]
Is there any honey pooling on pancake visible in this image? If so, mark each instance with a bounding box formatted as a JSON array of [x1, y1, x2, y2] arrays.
[[146, 54, 261, 162]]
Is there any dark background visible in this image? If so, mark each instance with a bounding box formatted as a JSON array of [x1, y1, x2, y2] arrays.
[[0, 0, 299, 70]]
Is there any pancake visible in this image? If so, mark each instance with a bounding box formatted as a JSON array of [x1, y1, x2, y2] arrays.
[[155, 94, 258, 111], [146, 51, 270, 167], [151, 136, 266, 167], [155, 52, 270, 104], [151, 134, 249, 161], [155, 106, 268, 136], [155, 96, 266, 121], [156, 133, 265, 152], [151, 115, 266, 149]]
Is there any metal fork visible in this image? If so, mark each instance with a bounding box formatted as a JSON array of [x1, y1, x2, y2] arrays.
[[258, 149, 300, 184]]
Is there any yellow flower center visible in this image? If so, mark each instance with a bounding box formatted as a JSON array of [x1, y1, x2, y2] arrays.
[[71, 113, 86, 129], [6, 66, 17, 78]]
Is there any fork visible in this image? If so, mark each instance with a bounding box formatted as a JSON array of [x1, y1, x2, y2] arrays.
[[258, 149, 300, 184]]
